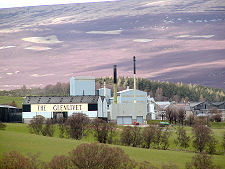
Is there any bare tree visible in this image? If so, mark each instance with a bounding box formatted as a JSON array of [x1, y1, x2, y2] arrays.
[[178, 108, 186, 125], [192, 125, 212, 152], [160, 127, 171, 150], [65, 113, 89, 140], [41, 118, 55, 137], [153, 126, 162, 149], [120, 126, 142, 147]]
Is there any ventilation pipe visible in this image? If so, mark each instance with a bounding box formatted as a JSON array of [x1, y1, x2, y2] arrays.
[[133, 56, 136, 103], [113, 65, 117, 104]]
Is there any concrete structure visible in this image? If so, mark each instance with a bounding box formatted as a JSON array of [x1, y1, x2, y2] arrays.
[[70, 76, 95, 96], [22, 96, 107, 123], [110, 103, 146, 124]]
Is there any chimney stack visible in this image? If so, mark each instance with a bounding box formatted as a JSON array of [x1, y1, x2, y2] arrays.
[[113, 65, 117, 104], [103, 79, 106, 97], [133, 56, 136, 103]]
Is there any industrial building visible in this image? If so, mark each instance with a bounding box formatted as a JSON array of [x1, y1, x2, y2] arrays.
[[70, 76, 95, 96], [22, 96, 107, 123], [109, 57, 147, 125], [0, 105, 22, 122]]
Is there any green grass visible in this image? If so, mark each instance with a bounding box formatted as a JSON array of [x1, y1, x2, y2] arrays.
[[0, 96, 24, 108], [210, 122, 225, 129], [1, 123, 225, 168]]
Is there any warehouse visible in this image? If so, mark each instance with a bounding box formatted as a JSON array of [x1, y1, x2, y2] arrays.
[[22, 96, 107, 123], [0, 105, 22, 122]]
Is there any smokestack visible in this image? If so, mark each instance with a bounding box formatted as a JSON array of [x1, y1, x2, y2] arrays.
[[103, 79, 106, 97], [113, 65, 117, 104], [133, 56, 136, 103]]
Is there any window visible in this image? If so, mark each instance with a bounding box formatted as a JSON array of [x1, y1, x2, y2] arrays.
[[22, 105, 31, 112]]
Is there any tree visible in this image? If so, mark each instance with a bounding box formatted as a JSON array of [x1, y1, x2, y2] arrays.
[[166, 106, 178, 124], [142, 125, 156, 149], [206, 135, 217, 154], [177, 108, 186, 125], [92, 118, 115, 144], [176, 126, 190, 151], [160, 127, 171, 150], [120, 126, 142, 147], [65, 113, 89, 140], [186, 114, 195, 126], [153, 126, 162, 149], [192, 125, 212, 152]]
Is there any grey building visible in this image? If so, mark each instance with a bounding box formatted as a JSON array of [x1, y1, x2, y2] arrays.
[[22, 96, 107, 123], [70, 76, 95, 96]]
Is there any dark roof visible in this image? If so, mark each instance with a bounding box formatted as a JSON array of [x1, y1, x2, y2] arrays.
[[23, 96, 104, 104], [211, 102, 225, 106]]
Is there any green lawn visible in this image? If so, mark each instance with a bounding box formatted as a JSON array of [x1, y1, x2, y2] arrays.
[[0, 123, 225, 168], [0, 96, 24, 108]]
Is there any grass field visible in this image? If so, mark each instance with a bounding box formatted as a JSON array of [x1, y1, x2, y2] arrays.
[[0, 123, 225, 168], [0, 96, 24, 108]]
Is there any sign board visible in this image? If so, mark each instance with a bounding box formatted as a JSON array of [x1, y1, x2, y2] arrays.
[[31, 104, 88, 112]]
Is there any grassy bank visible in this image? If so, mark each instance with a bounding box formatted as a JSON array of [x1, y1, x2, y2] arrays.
[[0, 96, 24, 108], [0, 123, 225, 168]]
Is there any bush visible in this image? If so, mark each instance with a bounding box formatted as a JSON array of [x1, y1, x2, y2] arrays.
[[65, 113, 90, 140], [0, 151, 33, 169], [48, 155, 71, 169], [57, 117, 66, 138], [69, 142, 136, 169], [28, 115, 45, 135], [41, 118, 55, 137], [120, 126, 142, 147], [160, 127, 171, 150], [185, 153, 221, 169], [0, 121, 6, 130], [142, 125, 156, 149]]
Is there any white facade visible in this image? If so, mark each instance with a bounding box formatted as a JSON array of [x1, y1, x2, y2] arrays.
[[147, 96, 155, 120]]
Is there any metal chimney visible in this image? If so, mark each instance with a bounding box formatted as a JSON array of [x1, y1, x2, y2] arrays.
[[113, 65, 117, 104], [133, 56, 136, 103]]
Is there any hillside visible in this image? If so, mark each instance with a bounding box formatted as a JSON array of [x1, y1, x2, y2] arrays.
[[0, 78, 224, 102], [0, 0, 225, 90]]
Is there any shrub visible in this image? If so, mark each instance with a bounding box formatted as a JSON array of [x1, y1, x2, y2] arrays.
[[185, 153, 220, 169], [69, 143, 136, 169], [142, 125, 156, 149], [48, 155, 71, 169], [57, 117, 66, 138], [120, 126, 142, 147], [28, 115, 45, 135], [0, 121, 6, 130], [65, 113, 90, 140], [0, 151, 33, 169], [175, 126, 190, 151], [41, 118, 55, 137], [160, 127, 171, 150]]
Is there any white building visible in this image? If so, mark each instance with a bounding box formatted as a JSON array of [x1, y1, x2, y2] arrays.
[[22, 96, 107, 123]]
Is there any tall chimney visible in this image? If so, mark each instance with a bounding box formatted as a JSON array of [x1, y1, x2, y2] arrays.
[[133, 56, 136, 103], [103, 79, 106, 97], [113, 65, 117, 104]]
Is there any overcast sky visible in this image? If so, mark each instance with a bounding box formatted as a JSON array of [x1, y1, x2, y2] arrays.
[[0, 0, 117, 8]]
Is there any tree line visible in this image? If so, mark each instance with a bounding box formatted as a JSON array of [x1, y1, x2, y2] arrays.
[[1, 77, 224, 102], [27, 114, 225, 156]]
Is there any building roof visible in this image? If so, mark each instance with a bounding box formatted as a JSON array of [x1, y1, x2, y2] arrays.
[[117, 89, 146, 94], [211, 102, 225, 106], [23, 96, 104, 104], [72, 76, 95, 80], [0, 105, 18, 109]]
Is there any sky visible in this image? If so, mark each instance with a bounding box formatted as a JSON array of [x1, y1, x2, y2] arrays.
[[0, 0, 117, 9]]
